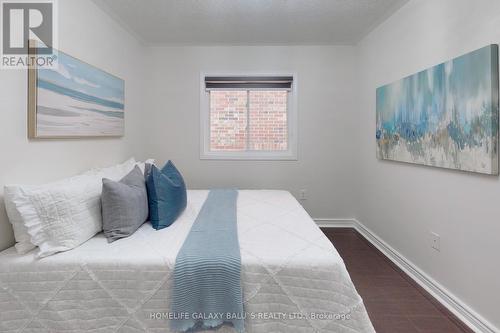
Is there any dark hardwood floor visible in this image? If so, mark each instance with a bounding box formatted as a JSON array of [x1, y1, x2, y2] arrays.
[[321, 228, 474, 333]]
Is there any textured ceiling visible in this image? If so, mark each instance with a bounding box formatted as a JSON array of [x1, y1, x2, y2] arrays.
[[93, 0, 409, 45]]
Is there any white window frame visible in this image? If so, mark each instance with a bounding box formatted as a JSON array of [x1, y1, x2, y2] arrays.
[[200, 72, 298, 160]]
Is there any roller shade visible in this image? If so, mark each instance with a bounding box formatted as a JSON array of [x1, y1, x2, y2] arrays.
[[205, 76, 293, 90]]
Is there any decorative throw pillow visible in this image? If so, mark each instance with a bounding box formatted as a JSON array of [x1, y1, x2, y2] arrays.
[[144, 162, 154, 180], [101, 166, 149, 242], [146, 161, 187, 230], [136, 158, 155, 176]]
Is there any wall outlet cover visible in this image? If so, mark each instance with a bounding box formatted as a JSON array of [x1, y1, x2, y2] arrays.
[[430, 231, 440, 252], [299, 189, 307, 200]]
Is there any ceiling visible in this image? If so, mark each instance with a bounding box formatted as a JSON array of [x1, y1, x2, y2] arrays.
[[93, 0, 409, 46]]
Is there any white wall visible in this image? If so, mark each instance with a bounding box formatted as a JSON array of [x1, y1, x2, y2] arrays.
[[143, 45, 359, 220], [356, 0, 500, 330], [0, 0, 147, 250]]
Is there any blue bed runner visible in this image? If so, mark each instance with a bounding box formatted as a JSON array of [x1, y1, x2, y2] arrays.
[[171, 189, 244, 332]]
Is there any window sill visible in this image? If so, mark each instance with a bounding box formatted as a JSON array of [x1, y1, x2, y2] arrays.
[[200, 151, 298, 161]]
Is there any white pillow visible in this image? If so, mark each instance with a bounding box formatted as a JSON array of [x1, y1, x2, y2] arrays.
[[84, 157, 137, 179], [4, 186, 37, 254], [4, 158, 138, 256], [23, 174, 103, 258]]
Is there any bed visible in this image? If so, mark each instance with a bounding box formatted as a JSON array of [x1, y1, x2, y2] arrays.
[[0, 190, 375, 333]]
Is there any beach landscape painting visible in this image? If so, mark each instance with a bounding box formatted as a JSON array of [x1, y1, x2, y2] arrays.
[[376, 45, 499, 174], [29, 50, 124, 138]]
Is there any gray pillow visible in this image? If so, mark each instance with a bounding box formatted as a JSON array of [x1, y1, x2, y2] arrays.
[[101, 166, 149, 242]]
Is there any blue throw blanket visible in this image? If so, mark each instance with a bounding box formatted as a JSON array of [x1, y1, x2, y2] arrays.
[[171, 189, 244, 332]]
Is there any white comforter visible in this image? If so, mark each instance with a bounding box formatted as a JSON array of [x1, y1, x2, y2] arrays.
[[0, 190, 375, 333]]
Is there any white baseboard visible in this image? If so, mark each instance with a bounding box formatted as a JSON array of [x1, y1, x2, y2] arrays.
[[315, 218, 498, 333], [314, 218, 356, 228]]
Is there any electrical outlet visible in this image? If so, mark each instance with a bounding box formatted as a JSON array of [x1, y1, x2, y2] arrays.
[[299, 189, 307, 200], [430, 232, 440, 252]]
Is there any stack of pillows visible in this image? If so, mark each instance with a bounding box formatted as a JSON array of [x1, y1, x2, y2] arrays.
[[4, 158, 187, 258]]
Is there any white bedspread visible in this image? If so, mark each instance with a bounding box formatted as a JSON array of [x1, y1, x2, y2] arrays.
[[0, 190, 375, 333]]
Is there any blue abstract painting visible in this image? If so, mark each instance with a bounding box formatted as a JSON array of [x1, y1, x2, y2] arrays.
[[32, 51, 124, 137], [376, 45, 499, 174]]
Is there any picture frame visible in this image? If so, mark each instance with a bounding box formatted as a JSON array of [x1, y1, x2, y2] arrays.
[[28, 41, 125, 139], [376, 44, 499, 175]]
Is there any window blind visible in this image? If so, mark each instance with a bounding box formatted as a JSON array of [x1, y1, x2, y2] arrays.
[[205, 76, 293, 90]]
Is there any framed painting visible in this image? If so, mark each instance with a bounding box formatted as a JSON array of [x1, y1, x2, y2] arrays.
[[376, 44, 499, 175], [28, 45, 124, 138]]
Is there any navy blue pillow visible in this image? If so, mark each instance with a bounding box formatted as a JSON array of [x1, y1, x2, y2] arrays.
[[146, 161, 187, 230]]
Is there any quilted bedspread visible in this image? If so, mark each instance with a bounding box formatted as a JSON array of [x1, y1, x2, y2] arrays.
[[0, 190, 375, 333]]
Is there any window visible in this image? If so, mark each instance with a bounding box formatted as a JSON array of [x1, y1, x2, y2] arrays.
[[200, 75, 297, 160]]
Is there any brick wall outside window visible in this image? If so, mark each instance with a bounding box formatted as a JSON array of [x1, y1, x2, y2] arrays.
[[209, 90, 288, 151], [209, 91, 247, 151], [249, 91, 288, 151]]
